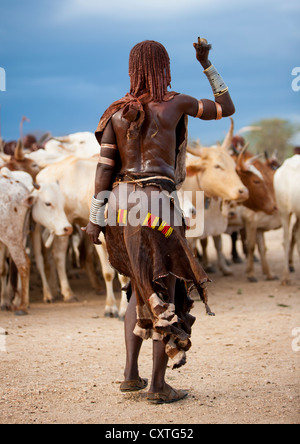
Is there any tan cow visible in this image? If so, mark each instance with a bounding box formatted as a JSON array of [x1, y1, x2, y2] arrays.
[[180, 119, 249, 275]]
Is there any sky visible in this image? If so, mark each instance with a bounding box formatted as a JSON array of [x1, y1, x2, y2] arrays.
[[0, 0, 299, 145]]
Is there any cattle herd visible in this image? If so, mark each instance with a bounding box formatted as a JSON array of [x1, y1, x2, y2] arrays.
[[0, 118, 299, 317]]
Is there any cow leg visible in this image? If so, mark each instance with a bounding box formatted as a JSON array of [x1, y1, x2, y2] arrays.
[[200, 238, 216, 274], [52, 236, 77, 302], [231, 232, 243, 263], [8, 245, 30, 315], [281, 213, 292, 285], [256, 230, 277, 281], [245, 223, 258, 282], [0, 243, 11, 310], [295, 217, 300, 264], [32, 224, 54, 303], [289, 219, 298, 272], [118, 274, 130, 321], [213, 235, 233, 276], [94, 242, 118, 318]]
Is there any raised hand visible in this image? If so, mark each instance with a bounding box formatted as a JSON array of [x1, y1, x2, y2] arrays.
[[193, 37, 212, 70]]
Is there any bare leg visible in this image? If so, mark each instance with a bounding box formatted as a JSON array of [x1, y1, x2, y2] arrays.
[[124, 289, 143, 381], [149, 338, 169, 393], [149, 274, 176, 394]]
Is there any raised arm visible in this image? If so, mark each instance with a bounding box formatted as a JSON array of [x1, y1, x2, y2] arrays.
[[179, 38, 235, 121], [82, 120, 118, 244]]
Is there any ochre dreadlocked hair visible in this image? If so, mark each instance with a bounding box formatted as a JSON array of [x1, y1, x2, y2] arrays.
[[129, 40, 171, 102]]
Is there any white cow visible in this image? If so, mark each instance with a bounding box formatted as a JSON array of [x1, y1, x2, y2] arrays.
[[0, 168, 73, 307], [26, 132, 100, 167], [36, 156, 129, 318], [0, 175, 34, 314], [274, 155, 300, 284]]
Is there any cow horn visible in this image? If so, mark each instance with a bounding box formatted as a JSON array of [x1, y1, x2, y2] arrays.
[[221, 118, 234, 152], [264, 150, 269, 161], [38, 132, 51, 145], [236, 143, 250, 169], [236, 126, 262, 135], [14, 139, 25, 161], [247, 153, 263, 165], [0, 137, 4, 153], [53, 137, 71, 144]]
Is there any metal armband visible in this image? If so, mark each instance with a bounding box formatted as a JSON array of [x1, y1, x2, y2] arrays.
[[203, 64, 229, 98], [90, 196, 106, 226], [195, 100, 204, 119], [215, 102, 223, 120], [98, 143, 118, 167]]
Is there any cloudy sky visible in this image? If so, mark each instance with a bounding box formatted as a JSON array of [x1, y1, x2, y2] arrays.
[[0, 0, 299, 144]]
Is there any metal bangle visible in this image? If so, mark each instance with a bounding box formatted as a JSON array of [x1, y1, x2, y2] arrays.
[[90, 196, 106, 226], [195, 100, 204, 118], [215, 102, 223, 120], [203, 64, 228, 98]]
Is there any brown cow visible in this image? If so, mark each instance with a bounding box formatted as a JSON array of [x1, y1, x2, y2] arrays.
[[231, 148, 280, 281], [1, 140, 41, 180], [235, 148, 277, 215]]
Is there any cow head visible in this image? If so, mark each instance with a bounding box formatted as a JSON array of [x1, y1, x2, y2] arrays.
[[2, 140, 41, 180], [31, 182, 73, 245], [236, 148, 277, 215], [186, 119, 249, 202]]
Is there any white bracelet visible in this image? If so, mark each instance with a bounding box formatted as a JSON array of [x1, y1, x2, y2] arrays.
[[90, 196, 106, 226], [204, 64, 229, 97]]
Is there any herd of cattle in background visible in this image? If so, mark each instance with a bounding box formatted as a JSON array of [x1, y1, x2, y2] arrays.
[[0, 117, 299, 318]]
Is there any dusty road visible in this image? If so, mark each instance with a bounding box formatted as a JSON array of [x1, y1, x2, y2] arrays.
[[0, 230, 299, 424]]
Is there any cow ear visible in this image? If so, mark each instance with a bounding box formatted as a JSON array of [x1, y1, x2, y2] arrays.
[[186, 146, 204, 157], [0, 167, 13, 179], [186, 163, 203, 177], [23, 195, 37, 208]]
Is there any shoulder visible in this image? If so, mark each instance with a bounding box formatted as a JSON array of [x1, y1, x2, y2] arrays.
[[174, 93, 198, 105], [170, 94, 199, 118]]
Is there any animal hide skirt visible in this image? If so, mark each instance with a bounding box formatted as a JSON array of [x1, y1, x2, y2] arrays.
[[105, 175, 213, 369]]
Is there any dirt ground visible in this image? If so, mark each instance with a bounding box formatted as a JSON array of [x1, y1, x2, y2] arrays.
[[0, 229, 299, 425]]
